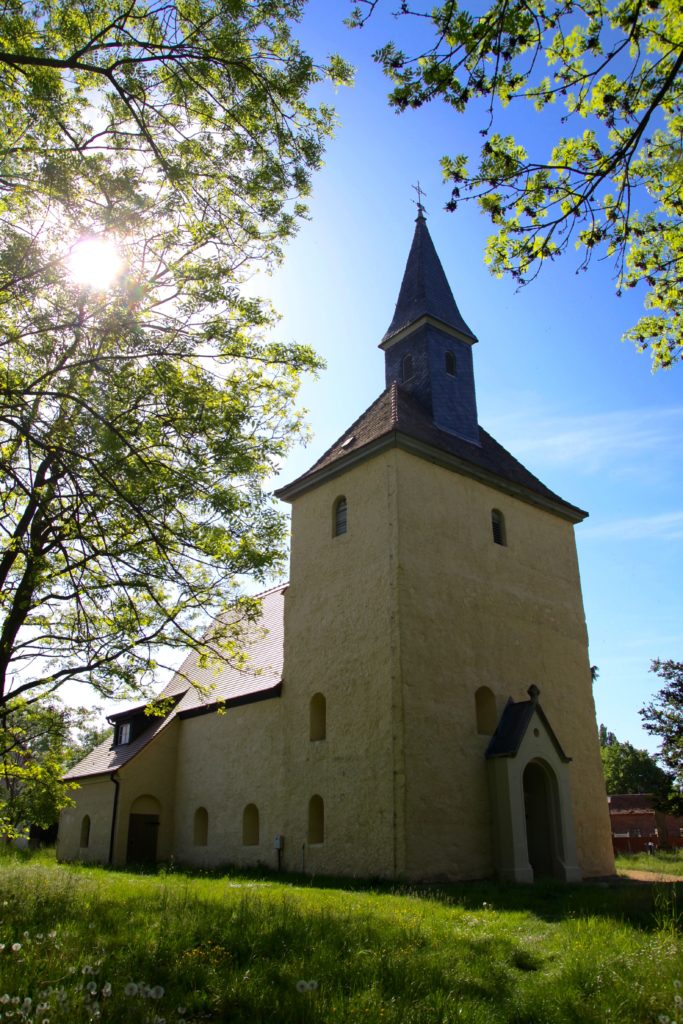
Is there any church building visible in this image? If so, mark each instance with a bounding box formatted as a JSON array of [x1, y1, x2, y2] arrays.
[[57, 209, 615, 882]]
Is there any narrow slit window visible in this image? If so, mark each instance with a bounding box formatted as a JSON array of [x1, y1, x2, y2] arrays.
[[334, 497, 347, 537], [80, 815, 91, 848], [491, 509, 506, 546], [475, 686, 497, 735], [308, 795, 324, 844], [193, 806, 208, 846], [445, 350, 456, 376], [402, 353, 414, 382], [242, 803, 259, 846]]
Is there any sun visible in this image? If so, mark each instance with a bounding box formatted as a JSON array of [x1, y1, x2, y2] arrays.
[[68, 237, 122, 290]]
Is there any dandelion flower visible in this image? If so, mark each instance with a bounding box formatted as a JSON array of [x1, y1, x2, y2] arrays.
[[22, 931, 29, 939], [22, 997, 31, 1009], [0, 944, 5, 951], [308, 981, 319, 991], [10, 944, 20, 953], [124, 983, 138, 997], [48, 932, 56, 940], [150, 986, 164, 1000], [102, 983, 112, 998], [296, 980, 308, 993], [86, 982, 98, 995], [82, 966, 93, 976], [0, 995, 9, 1004], [676, 982, 683, 989]]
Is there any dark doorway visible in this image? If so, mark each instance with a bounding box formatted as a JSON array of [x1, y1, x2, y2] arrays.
[[523, 761, 558, 879], [126, 813, 159, 865]]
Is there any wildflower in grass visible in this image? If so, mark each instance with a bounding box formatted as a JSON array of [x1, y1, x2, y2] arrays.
[[22, 998, 31, 1010], [296, 981, 308, 993], [86, 982, 98, 995], [150, 986, 164, 1000], [0, 995, 9, 1004], [124, 983, 138, 997], [0, 944, 5, 951], [11, 943, 20, 952], [82, 966, 94, 975], [102, 983, 112, 998], [47, 932, 56, 940]]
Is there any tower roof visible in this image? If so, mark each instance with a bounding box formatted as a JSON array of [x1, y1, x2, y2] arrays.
[[276, 382, 587, 523], [381, 208, 477, 346]]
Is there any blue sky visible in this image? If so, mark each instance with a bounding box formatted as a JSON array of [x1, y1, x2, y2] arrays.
[[251, 1, 682, 754]]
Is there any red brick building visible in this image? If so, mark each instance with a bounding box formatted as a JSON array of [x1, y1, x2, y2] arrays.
[[608, 794, 683, 854]]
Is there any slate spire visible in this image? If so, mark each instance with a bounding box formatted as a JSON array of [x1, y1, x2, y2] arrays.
[[381, 207, 480, 445], [382, 206, 477, 346]]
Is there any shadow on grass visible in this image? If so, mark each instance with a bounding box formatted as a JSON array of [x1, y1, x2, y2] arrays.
[[5, 843, 680, 932]]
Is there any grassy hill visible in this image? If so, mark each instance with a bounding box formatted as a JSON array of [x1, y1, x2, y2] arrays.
[[0, 851, 680, 1023]]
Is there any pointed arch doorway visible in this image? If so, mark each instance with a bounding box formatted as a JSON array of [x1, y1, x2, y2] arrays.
[[523, 760, 559, 879], [485, 687, 582, 883]]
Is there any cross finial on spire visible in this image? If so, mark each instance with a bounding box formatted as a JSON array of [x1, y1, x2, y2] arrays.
[[412, 181, 427, 219]]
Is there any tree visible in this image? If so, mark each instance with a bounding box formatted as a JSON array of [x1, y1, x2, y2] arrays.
[[0, 2, 351, 715], [350, 0, 683, 369], [640, 659, 683, 789], [0, 699, 105, 839], [599, 726, 675, 804]]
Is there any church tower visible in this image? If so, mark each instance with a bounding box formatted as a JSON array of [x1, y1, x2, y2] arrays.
[[276, 210, 614, 882]]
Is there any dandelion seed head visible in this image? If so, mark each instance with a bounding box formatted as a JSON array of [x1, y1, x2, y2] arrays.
[[10, 944, 20, 952], [0, 995, 8, 1004], [82, 966, 93, 975], [124, 983, 138, 997], [86, 982, 98, 995], [150, 986, 164, 1000], [101, 983, 112, 998], [296, 980, 308, 993]]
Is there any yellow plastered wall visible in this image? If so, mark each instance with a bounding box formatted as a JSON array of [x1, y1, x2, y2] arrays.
[[57, 776, 115, 864], [112, 719, 180, 866], [392, 448, 614, 879], [282, 455, 400, 878], [172, 699, 285, 870]]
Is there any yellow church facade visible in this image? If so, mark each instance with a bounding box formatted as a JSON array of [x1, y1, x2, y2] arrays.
[[58, 209, 615, 882]]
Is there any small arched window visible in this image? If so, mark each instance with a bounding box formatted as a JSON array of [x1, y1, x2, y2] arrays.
[[402, 353, 414, 382], [334, 497, 347, 537], [193, 806, 208, 846], [310, 693, 326, 741], [80, 815, 91, 849], [475, 686, 498, 735], [308, 795, 324, 844], [242, 803, 260, 846], [445, 350, 456, 376], [491, 508, 507, 546]]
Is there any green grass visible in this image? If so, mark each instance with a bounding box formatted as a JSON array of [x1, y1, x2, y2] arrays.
[[617, 848, 683, 877], [0, 849, 681, 1024]]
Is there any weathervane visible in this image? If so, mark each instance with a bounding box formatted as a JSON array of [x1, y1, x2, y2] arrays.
[[412, 181, 427, 216]]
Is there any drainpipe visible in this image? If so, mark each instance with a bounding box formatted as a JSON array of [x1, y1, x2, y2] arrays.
[[108, 771, 120, 866]]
